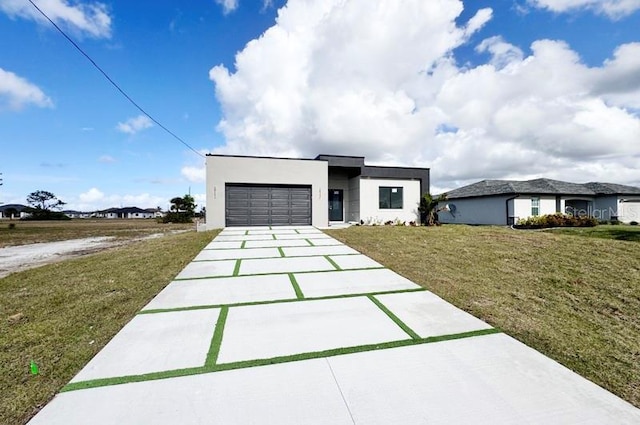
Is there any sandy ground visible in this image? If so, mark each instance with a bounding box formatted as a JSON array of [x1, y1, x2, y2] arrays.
[[0, 234, 172, 279]]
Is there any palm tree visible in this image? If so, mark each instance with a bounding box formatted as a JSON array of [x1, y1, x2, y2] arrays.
[[418, 193, 447, 226]]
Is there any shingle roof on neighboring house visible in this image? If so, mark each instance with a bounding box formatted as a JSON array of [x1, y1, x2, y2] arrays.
[[445, 178, 640, 199], [0, 203, 29, 212], [583, 182, 640, 196]]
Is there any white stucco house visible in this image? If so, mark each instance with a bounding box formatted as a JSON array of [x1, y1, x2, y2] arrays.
[[0, 204, 31, 219], [94, 207, 155, 219], [438, 178, 640, 225], [205, 154, 430, 228]]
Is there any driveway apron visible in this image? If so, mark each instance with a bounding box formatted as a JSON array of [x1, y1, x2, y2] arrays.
[[27, 226, 640, 424]]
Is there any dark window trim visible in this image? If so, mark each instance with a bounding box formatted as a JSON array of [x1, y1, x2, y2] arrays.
[[379, 186, 404, 209]]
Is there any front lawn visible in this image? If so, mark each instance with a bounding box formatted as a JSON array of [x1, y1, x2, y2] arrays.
[[325, 225, 640, 408], [546, 224, 640, 242], [0, 230, 217, 425]]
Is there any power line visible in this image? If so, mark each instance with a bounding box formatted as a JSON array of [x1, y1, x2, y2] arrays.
[[27, 0, 204, 158]]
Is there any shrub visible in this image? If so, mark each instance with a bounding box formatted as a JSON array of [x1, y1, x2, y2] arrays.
[[8, 223, 16, 230], [515, 213, 597, 229], [630, 221, 638, 226], [160, 212, 193, 223]]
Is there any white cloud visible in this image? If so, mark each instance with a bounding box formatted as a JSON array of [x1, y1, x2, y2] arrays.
[[98, 155, 116, 163], [215, 0, 239, 15], [0, 67, 53, 110], [116, 115, 153, 135], [73, 187, 166, 211], [181, 166, 206, 183], [209, 0, 640, 191], [0, 0, 112, 38], [528, 0, 640, 19], [79, 187, 104, 203]]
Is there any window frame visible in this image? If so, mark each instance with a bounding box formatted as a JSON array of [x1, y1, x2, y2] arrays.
[[379, 186, 404, 209], [531, 196, 540, 216]]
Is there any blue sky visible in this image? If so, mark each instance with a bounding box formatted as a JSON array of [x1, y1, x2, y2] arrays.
[[1, 0, 639, 211]]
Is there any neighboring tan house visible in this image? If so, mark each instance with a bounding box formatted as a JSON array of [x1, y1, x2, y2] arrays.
[[0, 204, 31, 219], [205, 154, 430, 228], [438, 178, 640, 225], [95, 207, 155, 219]]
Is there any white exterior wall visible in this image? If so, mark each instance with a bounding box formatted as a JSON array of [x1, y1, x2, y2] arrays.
[[359, 178, 420, 223], [618, 198, 640, 223], [512, 196, 557, 222], [206, 156, 328, 229]]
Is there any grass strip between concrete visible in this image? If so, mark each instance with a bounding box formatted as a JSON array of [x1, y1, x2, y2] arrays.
[[278, 247, 285, 257], [172, 265, 386, 281], [205, 306, 229, 367], [240, 241, 246, 249], [232, 260, 241, 276], [305, 239, 315, 246], [191, 253, 361, 263], [324, 255, 342, 270], [368, 295, 421, 340], [288, 273, 305, 299], [138, 287, 426, 315], [61, 328, 501, 393]]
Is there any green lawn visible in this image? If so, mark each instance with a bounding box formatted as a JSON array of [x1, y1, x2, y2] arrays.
[[325, 225, 640, 408], [546, 224, 640, 242], [0, 230, 217, 425]]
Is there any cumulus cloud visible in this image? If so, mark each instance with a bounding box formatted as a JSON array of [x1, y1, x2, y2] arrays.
[[181, 166, 206, 183], [116, 115, 153, 135], [0, 0, 112, 38], [209, 0, 640, 190], [0, 68, 53, 110], [73, 187, 166, 211], [528, 0, 640, 19], [215, 0, 239, 15]]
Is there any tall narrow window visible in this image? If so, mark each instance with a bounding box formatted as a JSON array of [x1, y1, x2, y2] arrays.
[[531, 197, 540, 216], [379, 187, 403, 209]]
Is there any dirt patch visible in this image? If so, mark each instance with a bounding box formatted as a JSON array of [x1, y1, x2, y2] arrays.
[[0, 232, 187, 278]]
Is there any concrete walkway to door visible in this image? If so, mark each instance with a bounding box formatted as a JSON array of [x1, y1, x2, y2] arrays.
[[27, 226, 640, 424]]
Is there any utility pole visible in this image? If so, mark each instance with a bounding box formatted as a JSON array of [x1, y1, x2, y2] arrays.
[[0, 172, 3, 205]]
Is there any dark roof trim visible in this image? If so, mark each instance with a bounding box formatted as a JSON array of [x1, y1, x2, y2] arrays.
[[207, 154, 322, 162]]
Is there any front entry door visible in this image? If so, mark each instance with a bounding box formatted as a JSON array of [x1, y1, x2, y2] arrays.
[[328, 189, 344, 221]]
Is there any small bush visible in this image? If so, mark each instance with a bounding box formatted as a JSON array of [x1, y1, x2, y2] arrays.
[[8, 223, 16, 230], [630, 221, 638, 226], [160, 212, 193, 223], [515, 213, 597, 229]]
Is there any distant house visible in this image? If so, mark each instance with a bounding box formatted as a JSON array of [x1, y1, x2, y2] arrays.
[[94, 207, 155, 219], [439, 179, 640, 225], [63, 210, 91, 219], [144, 207, 165, 218], [0, 204, 31, 219]]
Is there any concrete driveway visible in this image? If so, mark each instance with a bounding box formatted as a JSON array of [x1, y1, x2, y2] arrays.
[[28, 226, 640, 424]]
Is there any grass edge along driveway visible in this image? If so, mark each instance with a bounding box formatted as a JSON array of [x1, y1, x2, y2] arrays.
[[1, 230, 218, 425], [325, 225, 640, 409]]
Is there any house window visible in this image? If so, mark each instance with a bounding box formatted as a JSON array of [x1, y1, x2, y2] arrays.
[[379, 187, 403, 209], [531, 197, 540, 216]]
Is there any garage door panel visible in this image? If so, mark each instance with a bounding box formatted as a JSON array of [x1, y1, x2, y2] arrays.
[[225, 185, 312, 227]]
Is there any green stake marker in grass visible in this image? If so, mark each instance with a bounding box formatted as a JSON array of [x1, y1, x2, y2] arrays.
[[30, 360, 39, 375]]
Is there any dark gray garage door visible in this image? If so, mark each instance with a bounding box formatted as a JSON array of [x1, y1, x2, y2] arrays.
[[225, 184, 312, 226]]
